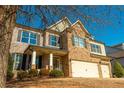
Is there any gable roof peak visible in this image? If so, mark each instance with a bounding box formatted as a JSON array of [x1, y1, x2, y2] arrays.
[[71, 19, 91, 35], [47, 16, 72, 29]]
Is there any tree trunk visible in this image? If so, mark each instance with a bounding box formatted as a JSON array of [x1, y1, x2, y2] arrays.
[[0, 54, 9, 87], [0, 6, 17, 88]]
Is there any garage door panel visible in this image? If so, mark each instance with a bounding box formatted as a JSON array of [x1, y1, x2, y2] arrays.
[[101, 65, 110, 78], [71, 60, 99, 78], [71, 62, 82, 77]]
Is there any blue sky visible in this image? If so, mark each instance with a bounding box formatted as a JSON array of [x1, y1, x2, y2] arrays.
[[16, 6, 124, 46]]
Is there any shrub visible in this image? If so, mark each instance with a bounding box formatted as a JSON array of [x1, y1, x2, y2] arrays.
[[39, 68, 49, 76], [17, 70, 28, 80], [113, 60, 124, 78], [7, 71, 14, 81], [6, 54, 14, 81], [49, 70, 64, 78], [28, 69, 38, 78]]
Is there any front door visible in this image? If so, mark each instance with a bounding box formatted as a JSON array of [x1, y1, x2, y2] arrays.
[[22, 54, 27, 70], [22, 54, 32, 70], [36, 56, 42, 69]]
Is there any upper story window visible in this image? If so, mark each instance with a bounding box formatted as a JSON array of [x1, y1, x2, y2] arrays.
[[73, 35, 85, 47], [30, 32, 37, 45], [21, 31, 29, 43], [49, 34, 60, 47], [74, 36, 78, 46], [90, 43, 102, 54], [21, 31, 37, 45], [79, 38, 84, 47]]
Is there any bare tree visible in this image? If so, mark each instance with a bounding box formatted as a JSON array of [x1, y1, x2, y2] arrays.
[[0, 5, 18, 87], [0, 5, 123, 87]]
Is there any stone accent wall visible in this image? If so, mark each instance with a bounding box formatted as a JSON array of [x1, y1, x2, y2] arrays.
[[31, 64, 36, 69]]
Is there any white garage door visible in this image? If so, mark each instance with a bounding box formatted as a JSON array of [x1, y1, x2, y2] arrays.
[[101, 65, 110, 78], [71, 60, 99, 78]]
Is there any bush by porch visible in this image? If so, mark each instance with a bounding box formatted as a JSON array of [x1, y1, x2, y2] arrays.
[[15, 69, 64, 81]]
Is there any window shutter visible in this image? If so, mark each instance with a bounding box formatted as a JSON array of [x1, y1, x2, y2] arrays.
[[98, 46, 102, 54], [59, 35, 63, 49], [49, 34, 51, 45], [72, 35, 75, 46], [56, 36, 60, 47], [17, 30, 22, 42], [57, 37, 60, 43], [84, 39, 87, 48], [37, 34, 40, 46]]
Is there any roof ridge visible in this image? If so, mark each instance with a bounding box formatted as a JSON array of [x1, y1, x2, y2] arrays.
[[106, 46, 124, 51], [112, 43, 124, 47]]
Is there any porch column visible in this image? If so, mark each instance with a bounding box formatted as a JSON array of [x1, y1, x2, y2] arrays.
[[49, 53, 53, 70], [31, 50, 36, 69]]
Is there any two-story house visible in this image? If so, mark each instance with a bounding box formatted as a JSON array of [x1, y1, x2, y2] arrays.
[[10, 17, 112, 78]]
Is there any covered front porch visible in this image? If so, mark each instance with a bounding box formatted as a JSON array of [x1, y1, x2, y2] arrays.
[[22, 45, 68, 71]]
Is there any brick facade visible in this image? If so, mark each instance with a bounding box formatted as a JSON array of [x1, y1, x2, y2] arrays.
[[10, 18, 112, 78], [60, 21, 111, 77]]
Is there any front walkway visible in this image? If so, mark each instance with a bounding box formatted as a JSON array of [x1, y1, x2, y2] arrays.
[[6, 78, 124, 88]]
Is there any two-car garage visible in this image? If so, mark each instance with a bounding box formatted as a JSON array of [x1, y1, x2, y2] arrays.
[[71, 60, 111, 78]]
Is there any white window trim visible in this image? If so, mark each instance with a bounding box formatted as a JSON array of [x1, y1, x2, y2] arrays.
[[21, 31, 30, 43], [90, 51, 103, 55], [73, 36, 85, 48], [49, 34, 60, 48], [90, 43, 103, 55], [13, 53, 23, 70], [79, 38, 85, 47], [17, 28, 41, 45], [13, 54, 16, 70], [29, 32, 37, 45], [20, 31, 38, 45]]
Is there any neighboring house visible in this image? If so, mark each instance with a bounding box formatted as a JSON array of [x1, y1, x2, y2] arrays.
[[106, 43, 124, 72], [10, 17, 112, 78]]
